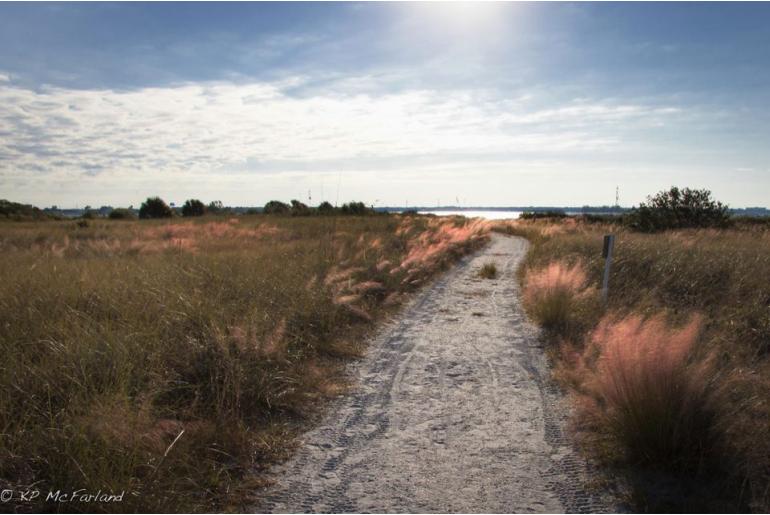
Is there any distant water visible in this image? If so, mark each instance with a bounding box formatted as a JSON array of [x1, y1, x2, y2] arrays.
[[417, 210, 523, 220]]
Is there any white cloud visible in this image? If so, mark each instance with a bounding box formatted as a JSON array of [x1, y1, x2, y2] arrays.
[[0, 78, 685, 205]]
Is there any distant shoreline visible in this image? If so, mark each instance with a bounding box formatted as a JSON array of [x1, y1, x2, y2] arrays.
[[378, 206, 770, 217], [39, 205, 770, 219]]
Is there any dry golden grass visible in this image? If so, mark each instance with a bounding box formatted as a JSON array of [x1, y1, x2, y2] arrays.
[[0, 213, 488, 512], [514, 217, 770, 511], [522, 260, 599, 337]]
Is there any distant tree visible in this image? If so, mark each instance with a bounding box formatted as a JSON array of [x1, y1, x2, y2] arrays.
[[139, 197, 173, 219], [263, 200, 290, 215], [340, 201, 371, 215], [318, 201, 335, 215], [182, 199, 206, 217], [207, 200, 226, 215], [0, 199, 53, 220], [628, 186, 730, 232], [290, 199, 311, 216], [108, 208, 137, 220]]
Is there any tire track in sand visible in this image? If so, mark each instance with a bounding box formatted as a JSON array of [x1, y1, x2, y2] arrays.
[[257, 234, 621, 513]]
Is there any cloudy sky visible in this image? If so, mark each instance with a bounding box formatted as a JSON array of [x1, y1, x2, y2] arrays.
[[1, 2, 768, 208]]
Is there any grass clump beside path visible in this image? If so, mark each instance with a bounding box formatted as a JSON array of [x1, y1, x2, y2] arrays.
[[478, 262, 498, 279], [0, 214, 488, 512], [495, 217, 770, 512]]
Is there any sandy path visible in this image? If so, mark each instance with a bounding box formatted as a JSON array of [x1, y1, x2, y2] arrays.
[[258, 234, 619, 513]]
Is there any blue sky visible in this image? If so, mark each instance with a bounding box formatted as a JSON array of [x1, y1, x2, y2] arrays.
[[1, 2, 768, 208]]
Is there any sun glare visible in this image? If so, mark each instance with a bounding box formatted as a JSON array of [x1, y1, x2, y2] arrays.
[[403, 2, 512, 40]]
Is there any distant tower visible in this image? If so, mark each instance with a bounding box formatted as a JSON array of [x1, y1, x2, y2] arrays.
[[308, 189, 312, 204], [615, 186, 620, 208]]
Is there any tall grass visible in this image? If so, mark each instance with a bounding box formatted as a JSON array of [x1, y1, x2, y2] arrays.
[[514, 218, 770, 511], [574, 314, 718, 469], [523, 261, 590, 332], [0, 214, 488, 512]]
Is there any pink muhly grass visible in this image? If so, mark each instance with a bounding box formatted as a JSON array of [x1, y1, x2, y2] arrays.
[[341, 304, 372, 321], [333, 293, 362, 306], [350, 281, 385, 295], [523, 261, 590, 330], [383, 292, 403, 306], [398, 220, 487, 271], [525, 261, 588, 299], [324, 267, 364, 287], [578, 313, 718, 468]]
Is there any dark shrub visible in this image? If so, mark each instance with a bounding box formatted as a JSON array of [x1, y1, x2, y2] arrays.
[[290, 200, 311, 217], [520, 210, 567, 220], [340, 201, 371, 215], [139, 197, 173, 219], [207, 200, 228, 215], [0, 199, 53, 221], [578, 213, 626, 225], [108, 208, 136, 220], [263, 200, 290, 215], [628, 187, 730, 232], [182, 199, 206, 217], [318, 201, 335, 215]]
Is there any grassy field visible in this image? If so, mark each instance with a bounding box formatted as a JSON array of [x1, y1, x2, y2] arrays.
[[0, 213, 488, 512], [497, 218, 770, 512]]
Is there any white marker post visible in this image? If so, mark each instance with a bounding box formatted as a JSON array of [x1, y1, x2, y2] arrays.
[[601, 234, 615, 305]]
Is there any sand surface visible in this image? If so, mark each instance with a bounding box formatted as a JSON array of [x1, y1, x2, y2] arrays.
[[258, 234, 620, 513]]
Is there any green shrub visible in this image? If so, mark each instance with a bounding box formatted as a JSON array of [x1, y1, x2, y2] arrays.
[[628, 187, 730, 232], [206, 200, 228, 215], [108, 208, 136, 220], [263, 200, 290, 215], [520, 210, 567, 220], [139, 197, 173, 219], [340, 201, 372, 215], [290, 199, 311, 216], [181, 199, 206, 217], [0, 199, 54, 221]]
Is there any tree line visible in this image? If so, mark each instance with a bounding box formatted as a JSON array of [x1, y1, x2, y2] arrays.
[[132, 197, 376, 219]]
